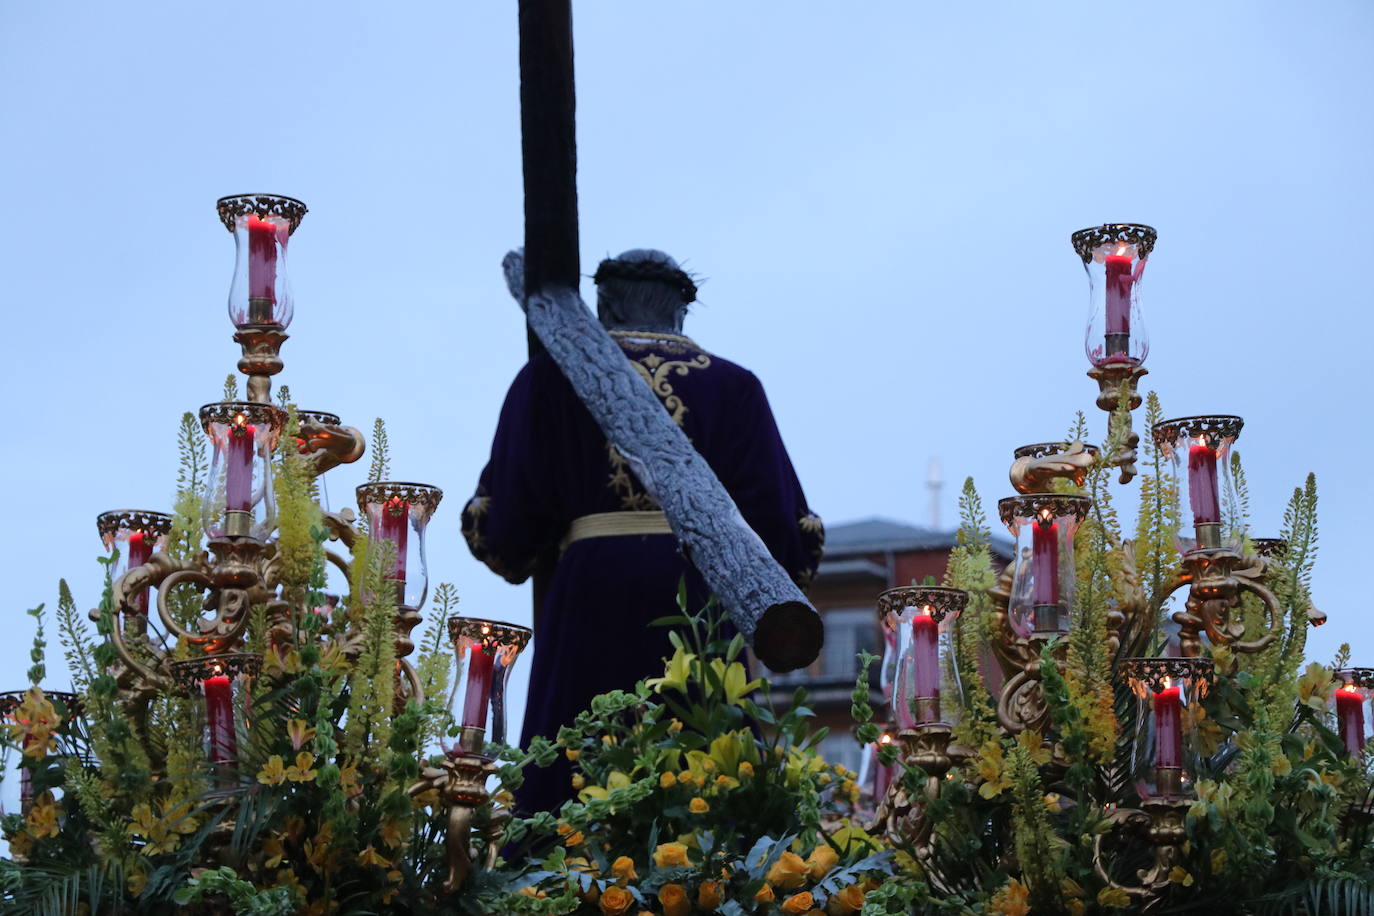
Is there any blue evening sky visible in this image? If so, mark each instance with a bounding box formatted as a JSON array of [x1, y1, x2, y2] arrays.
[[2, 3, 1370, 812]]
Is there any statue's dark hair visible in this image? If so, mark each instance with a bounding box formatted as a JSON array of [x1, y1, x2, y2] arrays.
[[593, 249, 698, 332]]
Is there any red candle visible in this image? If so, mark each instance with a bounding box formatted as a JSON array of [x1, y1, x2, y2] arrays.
[[1104, 250, 1133, 342], [1031, 519, 1060, 606], [204, 669, 237, 765], [911, 608, 941, 722], [247, 215, 278, 307], [1187, 438, 1221, 525], [126, 531, 152, 614], [1153, 681, 1183, 771], [461, 643, 496, 730], [376, 497, 410, 585], [1337, 686, 1367, 758], [225, 415, 255, 514]]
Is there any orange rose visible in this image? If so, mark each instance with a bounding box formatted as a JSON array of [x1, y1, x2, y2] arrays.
[[698, 879, 723, 911], [766, 851, 809, 890], [610, 855, 637, 883], [806, 844, 838, 880], [831, 884, 866, 913], [599, 885, 634, 916], [658, 883, 690, 916], [689, 797, 710, 814], [755, 883, 775, 903], [781, 891, 815, 914], [653, 842, 691, 868]]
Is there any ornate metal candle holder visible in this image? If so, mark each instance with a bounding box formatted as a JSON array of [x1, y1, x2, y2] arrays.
[[1073, 223, 1157, 483]]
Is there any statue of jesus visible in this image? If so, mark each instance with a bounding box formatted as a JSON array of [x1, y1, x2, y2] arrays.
[[462, 248, 824, 813]]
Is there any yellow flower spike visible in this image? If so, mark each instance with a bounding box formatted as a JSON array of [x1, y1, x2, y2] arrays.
[[285, 751, 318, 782], [660, 771, 677, 789], [805, 843, 838, 880], [689, 797, 710, 813], [257, 755, 287, 786]]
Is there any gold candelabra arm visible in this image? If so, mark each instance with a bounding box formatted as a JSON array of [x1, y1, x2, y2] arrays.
[[298, 420, 366, 476], [322, 510, 359, 551], [1009, 440, 1098, 494], [407, 754, 498, 893], [1092, 797, 1190, 908], [235, 325, 288, 405]]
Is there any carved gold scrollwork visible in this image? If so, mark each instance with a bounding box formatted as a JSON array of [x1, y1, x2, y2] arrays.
[[1009, 441, 1099, 494], [407, 752, 499, 893], [1091, 796, 1190, 910], [996, 670, 1050, 735], [1168, 549, 1283, 658]]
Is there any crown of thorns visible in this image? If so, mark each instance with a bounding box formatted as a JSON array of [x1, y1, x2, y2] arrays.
[[593, 257, 698, 303]]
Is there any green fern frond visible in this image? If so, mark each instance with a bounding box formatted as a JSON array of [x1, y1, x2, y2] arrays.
[[222, 374, 238, 401]]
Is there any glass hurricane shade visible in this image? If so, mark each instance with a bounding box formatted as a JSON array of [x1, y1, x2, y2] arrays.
[[96, 510, 172, 614], [218, 195, 307, 330], [877, 585, 968, 728], [1151, 416, 1245, 553], [356, 482, 443, 611], [1333, 670, 1373, 759], [448, 616, 533, 755], [1122, 657, 1213, 798], [199, 402, 285, 540], [998, 494, 1091, 638], [168, 653, 261, 782], [1071, 223, 1155, 368]]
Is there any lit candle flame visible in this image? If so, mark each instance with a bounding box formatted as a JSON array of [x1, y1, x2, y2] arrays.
[[1115, 242, 1129, 257]]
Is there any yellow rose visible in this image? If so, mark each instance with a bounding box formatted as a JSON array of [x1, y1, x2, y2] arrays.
[[653, 842, 691, 868], [755, 883, 775, 903], [599, 885, 634, 916], [738, 760, 754, 779], [766, 850, 809, 890], [660, 771, 677, 788], [781, 891, 815, 914], [658, 883, 690, 916], [805, 844, 838, 880], [563, 831, 585, 847], [698, 879, 723, 911], [828, 884, 867, 914], [690, 797, 710, 814], [611, 856, 637, 883], [566, 747, 581, 761], [571, 774, 585, 790]]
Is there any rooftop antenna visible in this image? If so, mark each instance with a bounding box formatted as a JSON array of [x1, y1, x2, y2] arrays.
[[927, 456, 943, 530]]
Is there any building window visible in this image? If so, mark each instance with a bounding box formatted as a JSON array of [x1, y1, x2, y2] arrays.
[[820, 608, 881, 680], [817, 733, 864, 774]]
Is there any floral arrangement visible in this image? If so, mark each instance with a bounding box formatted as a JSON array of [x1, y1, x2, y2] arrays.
[[2, 392, 1372, 916]]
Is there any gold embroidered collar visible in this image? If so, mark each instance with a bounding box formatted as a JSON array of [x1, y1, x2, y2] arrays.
[[609, 328, 701, 349]]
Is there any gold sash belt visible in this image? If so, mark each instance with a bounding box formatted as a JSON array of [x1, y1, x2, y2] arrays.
[[561, 510, 673, 553]]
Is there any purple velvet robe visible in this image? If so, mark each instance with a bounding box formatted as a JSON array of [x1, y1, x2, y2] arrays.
[[462, 330, 823, 813]]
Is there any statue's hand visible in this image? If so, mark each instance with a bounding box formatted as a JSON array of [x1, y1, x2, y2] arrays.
[[502, 248, 527, 312]]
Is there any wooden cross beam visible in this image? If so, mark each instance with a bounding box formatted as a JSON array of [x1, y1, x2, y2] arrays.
[[513, 1, 822, 671]]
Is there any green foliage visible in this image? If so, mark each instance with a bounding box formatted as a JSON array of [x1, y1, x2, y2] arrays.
[[344, 538, 399, 762], [274, 406, 323, 599], [26, 604, 47, 686], [368, 417, 391, 483], [944, 478, 1000, 749], [415, 583, 459, 753], [173, 865, 297, 914], [1133, 392, 1182, 627], [223, 374, 238, 401], [55, 580, 95, 693]]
